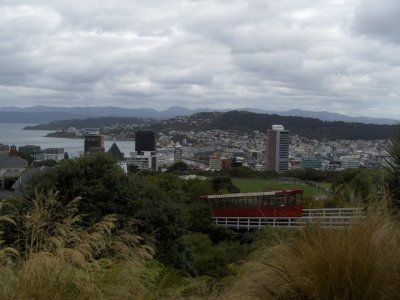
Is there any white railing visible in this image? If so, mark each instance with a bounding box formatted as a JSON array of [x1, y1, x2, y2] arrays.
[[213, 207, 365, 230], [302, 208, 364, 217]]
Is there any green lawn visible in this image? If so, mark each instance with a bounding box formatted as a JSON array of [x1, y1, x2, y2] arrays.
[[232, 178, 330, 199]]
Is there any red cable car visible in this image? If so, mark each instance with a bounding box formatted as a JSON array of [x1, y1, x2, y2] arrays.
[[201, 190, 304, 218]]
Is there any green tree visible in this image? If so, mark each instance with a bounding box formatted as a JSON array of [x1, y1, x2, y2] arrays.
[[184, 232, 250, 279], [125, 175, 192, 271], [331, 169, 383, 203], [34, 159, 58, 167], [167, 162, 188, 173], [229, 166, 255, 178], [29, 154, 129, 222], [385, 127, 400, 207], [145, 173, 188, 203], [29, 156, 194, 271], [182, 179, 213, 201], [211, 177, 240, 194], [127, 164, 139, 174]]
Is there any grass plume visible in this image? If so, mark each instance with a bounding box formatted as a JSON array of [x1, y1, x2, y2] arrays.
[[0, 190, 154, 299], [225, 206, 400, 300]]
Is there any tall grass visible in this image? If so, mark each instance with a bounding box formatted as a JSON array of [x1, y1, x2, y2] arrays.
[[0, 190, 154, 300], [225, 206, 400, 300]]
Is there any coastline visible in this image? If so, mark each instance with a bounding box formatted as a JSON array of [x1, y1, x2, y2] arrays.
[[0, 123, 135, 157], [45, 132, 134, 142]]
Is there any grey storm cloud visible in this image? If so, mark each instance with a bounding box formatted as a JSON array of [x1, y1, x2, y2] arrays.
[[353, 0, 400, 44], [0, 0, 400, 118]]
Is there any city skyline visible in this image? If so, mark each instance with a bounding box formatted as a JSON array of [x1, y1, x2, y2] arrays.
[[1, 1, 400, 118]]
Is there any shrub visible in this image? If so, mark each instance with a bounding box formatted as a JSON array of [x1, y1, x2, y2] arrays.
[[225, 208, 400, 299]]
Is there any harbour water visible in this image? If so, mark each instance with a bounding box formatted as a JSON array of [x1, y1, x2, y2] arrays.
[[0, 123, 135, 157]]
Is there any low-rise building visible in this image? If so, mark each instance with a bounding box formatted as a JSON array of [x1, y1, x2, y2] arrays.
[[327, 160, 342, 171], [221, 156, 232, 169], [44, 148, 65, 161], [125, 151, 158, 171], [44, 148, 64, 161], [340, 156, 360, 169], [209, 153, 222, 170], [300, 157, 322, 170], [18, 145, 43, 160]]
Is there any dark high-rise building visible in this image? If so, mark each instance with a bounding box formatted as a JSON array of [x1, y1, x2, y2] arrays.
[[135, 130, 155, 154], [84, 134, 105, 154]]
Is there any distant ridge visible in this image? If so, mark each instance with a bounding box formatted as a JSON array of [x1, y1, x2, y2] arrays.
[[23, 117, 151, 131], [0, 106, 212, 122], [276, 109, 397, 125], [0, 105, 397, 125], [151, 110, 397, 140], [242, 108, 398, 125], [25, 110, 398, 140]]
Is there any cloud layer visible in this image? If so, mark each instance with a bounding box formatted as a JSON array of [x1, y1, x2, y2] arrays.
[[1, 0, 400, 118]]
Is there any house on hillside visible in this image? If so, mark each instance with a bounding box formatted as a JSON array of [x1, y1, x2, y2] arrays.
[[12, 166, 54, 195], [0, 152, 28, 191]]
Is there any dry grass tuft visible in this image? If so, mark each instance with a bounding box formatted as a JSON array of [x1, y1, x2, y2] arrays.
[[225, 207, 400, 300], [0, 190, 154, 299]]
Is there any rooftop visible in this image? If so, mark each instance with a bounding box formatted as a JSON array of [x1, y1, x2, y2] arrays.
[[0, 154, 28, 168]]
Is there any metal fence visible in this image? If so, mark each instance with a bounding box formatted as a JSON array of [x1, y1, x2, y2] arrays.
[[302, 208, 364, 217], [213, 208, 365, 230]]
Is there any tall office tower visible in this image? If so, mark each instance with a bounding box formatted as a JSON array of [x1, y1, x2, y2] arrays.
[[265, 125, 289, 172], [174, 144, 182, 163], [135, 130, 156, 154], [84, 133, 105, 154]]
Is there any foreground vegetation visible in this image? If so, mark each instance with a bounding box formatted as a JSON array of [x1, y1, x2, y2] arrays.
[[2, 190, 400, 299], [1, 155, 257, 298]]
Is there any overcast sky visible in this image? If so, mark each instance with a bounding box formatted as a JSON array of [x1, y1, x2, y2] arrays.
[[1, 0, 400, 118]]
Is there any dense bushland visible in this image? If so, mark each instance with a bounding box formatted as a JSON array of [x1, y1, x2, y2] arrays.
[[2, 154, 253, 295]]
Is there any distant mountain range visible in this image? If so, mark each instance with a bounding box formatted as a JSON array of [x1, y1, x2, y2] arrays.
[[0, 105, 397, 125], [265, 109, 398, 125], [0, 106, 211, 123]]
